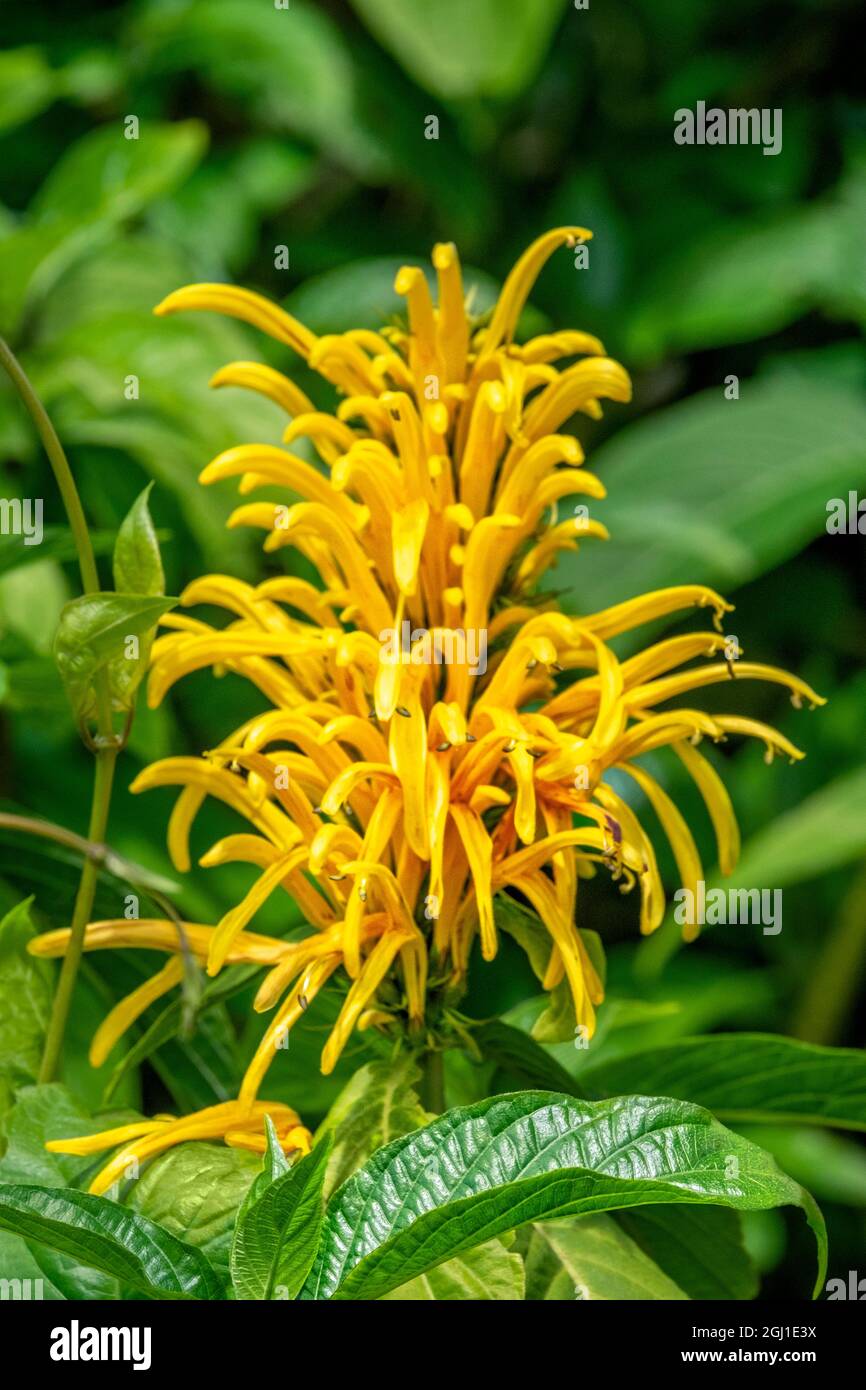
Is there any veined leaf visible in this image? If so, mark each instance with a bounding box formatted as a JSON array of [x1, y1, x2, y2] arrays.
[[582, 1034, 866, 1131], [230, 1137, 331, 1300], [0, 1182, 223, 1300], [301, 1091, 825, 1301], [126, 1142, 261, 1282]]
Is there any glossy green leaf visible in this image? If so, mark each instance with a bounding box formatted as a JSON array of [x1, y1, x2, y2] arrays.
[[582, 1034, 866, 1131], [53, 591, 176, 718], [0, 1182, 223, 1300], [524, 1214, 687, 1300], [230, 1137, 332, 1300], [302, 1092, 825, 1301]]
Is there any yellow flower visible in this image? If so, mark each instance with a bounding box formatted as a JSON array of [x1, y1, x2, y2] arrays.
[[33, 227, 822, 1185]]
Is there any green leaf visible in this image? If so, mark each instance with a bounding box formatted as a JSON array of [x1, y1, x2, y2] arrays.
[[560, 376, 866, 611], [582, 1034, 866, 1131], [0, 899, 52, 1085], [33, 121, 207, 227], [0, 1182, 223, 1300], [382, 1239, 525, 1301], [230, 1137, 332, 1300], [53, 591, 176, 719], [0, 49, 54, 133], [316, 1054, 428, 1199], [524, 1214, 688, 1300], [470, 1019, 581, 1096], [132, 0, 385, 177], [617, 1207, 758, 1301], [302, 1092, 825, 1301], [348, 0, 568, 100], [112, 484, 164, 597], [126, 1142, 260, 1282]]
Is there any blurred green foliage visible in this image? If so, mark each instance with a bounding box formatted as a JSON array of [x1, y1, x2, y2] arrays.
[[1, 0, 865, 1295]]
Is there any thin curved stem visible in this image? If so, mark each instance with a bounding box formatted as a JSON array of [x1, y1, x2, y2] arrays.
[[1, 334, 119, 1081]]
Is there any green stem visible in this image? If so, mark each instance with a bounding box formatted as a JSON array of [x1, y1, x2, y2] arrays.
[[38, 745, 117, 1083], [1, 334, 119, 1081], [0, 337, 99, 597], [421, 1047, 446, 1113]]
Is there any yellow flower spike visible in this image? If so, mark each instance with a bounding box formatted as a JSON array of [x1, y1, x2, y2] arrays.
[[44, 230, 821, 1171]]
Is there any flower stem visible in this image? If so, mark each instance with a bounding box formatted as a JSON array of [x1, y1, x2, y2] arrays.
[[0, 334, 118, 1081], [38, 745, 117, 1083], [421, 1047, 445, 1113]]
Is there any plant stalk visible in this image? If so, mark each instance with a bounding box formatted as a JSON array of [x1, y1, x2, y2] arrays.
[[1, 334, 119, 1081], [421, 1047, 446, 1113], [38, 745, 117, 1082]]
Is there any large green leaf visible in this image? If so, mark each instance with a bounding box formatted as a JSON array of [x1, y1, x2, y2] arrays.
[[349, 0, 568, 100], [582, 1035, 866, 1131], [230, 1137, 331, 1300], [301, 1091, 826, 1301], [0, 899, 52, 1085], [0, 1183, 223, 1300], [560, 376, 866, 610], [316, 1055, 428, 1199], [524, 1214, 687, 1300], [126, 1142, 260, 1281]]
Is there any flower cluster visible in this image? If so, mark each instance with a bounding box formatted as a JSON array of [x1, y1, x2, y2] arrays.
[[32, 227, 821, 1188]]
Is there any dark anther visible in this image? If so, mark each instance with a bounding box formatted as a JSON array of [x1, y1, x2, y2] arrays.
[[436, 741, 451, 752], [465, 732, 477, 742], [396, 706, 411, 717]]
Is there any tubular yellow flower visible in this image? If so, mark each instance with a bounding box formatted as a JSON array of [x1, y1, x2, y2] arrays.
[[31, 227, 824, 1184]]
